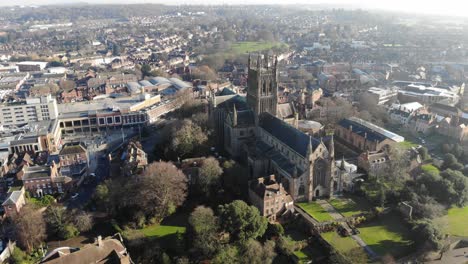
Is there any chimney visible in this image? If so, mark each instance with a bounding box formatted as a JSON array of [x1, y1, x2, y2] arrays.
[[269, 174, 276, 182], [97, 236, 103, 247], [349, 125, 353, 131]]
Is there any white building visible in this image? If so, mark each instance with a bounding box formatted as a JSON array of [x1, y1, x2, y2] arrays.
[[366, 87, 398, 105], [0, 94, 58, 126]]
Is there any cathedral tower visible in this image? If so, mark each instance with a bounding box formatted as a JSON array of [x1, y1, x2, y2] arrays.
[[246, 54, 278, 118]]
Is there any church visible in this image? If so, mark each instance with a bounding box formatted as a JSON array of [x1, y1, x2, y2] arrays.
[[208, 54, 337, 201]]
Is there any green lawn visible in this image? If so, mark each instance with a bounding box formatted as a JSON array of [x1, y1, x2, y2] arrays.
[[398, 140, 419, 149], [358, 213, 414, 257], [437, 206, 468, 237], [140, 224, 186, 238], [329, 196, 371, 217], [297, 202, 334, 222], [322, 231, 360, 253], [227, 41, 285, 54], [421, 164, 440, 174]]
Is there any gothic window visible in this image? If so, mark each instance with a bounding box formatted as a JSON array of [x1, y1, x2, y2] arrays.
[[262, 82, 267, 95], [298, 185, 305, 196], [313, 159, 327, 188]]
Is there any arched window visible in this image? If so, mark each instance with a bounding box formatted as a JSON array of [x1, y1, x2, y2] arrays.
[[298, 185, 305, 196], [313, 159, 327, 188]]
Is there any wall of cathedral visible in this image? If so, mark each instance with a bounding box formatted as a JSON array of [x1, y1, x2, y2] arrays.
[[224, 124, 256, 157]]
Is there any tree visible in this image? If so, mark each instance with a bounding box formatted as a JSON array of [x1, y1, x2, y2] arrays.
[[9, 246, 33, 264], [112, 43, 121, 56], [133, 161, 188, 223], [140, 64, 154, 78], [59, 225, 79, 240], [441, 154, 457, 170], [49, 60, 64, 67], [188, 206, 220, 258], [265, 222, 284, 239], [221, 160, 249, 198], [45, 206, 79, 240], [440, 169, 468, 206], [13, 205, 46, 252], [412, 219, 444, 250], [45, 206, 68, 238], [379, 183, 386, 208], [240, 239, 276, 264], [418, 147, 430, 160], [212, 245, 239, 264], [198, 157, 223, 197], [73, 211, 93, 233], [59, 80, 76, 91], [218, 200, 268, 241], [171, 120, 208, 158], [191, 65, 218, 80]]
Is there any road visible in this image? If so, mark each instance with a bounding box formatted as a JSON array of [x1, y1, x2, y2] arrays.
[[65, 154, 109, 209]]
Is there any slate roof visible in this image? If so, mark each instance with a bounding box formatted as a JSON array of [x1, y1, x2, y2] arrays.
[[338, 117, 404, 142], [41, 238, 130, 264], [218, 88, 236, 96], [2, 190, 22, 206], [59, 142, 87, 156], [259, 112, 320, 157], [217, 95, 249, 111], [228, 109, 255, 127], [256, 141, 303, 177], [277, 103, 295, 119]]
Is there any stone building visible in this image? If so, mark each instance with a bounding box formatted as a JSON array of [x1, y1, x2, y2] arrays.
[[59, 142, 89, 185], [17, 162, 71, 197], [1, 186, 26, 218], [248, 174, 294, 222], [335, 117, 404, 153], [209, 54, 337, 201]]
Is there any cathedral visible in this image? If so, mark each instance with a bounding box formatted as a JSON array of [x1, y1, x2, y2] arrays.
[[208, 54, 336, 201]]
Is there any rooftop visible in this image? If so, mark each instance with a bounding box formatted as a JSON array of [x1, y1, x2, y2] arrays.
[[259, 112, 321, 157], [338, 117, 404, 143]]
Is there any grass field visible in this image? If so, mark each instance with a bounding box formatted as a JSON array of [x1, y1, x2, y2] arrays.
[[140, 224, 186, 238], [329, 196, 371, 217], [421, 164, 440, 174], [398, 140, 419, 149], [358, 213, 414, 257], [436, 206, 468, 237], [322, 231, 360, 253], [227, 41, 285, 55], [297, 202, 334, 222]]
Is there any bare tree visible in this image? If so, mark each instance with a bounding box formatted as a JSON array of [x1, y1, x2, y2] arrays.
[[13, 205, 46, 253], [134, 161, 188, 222]]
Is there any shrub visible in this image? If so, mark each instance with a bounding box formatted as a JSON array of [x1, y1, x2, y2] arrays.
[[59, 225, 79, 240]]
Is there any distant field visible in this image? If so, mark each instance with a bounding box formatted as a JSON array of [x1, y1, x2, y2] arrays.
[[228, 41, 285, 54], [436, 206, 468, 237], [297, 202, 334, 222]]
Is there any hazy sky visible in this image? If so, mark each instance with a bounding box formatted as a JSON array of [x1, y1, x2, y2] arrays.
[[3, 0, 468, 17]]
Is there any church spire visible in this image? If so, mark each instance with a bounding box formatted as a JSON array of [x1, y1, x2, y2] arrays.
[[232, 104, 237, 127], [307, 136, 313, 157], [329, 134, 335, 159], [340, 156, 346, 170]]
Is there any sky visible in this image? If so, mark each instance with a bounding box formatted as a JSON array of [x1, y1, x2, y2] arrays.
[[3, 0, 468, 18]]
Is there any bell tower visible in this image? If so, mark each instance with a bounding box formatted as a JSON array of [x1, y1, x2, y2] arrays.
[[246, 54, 278, 118]]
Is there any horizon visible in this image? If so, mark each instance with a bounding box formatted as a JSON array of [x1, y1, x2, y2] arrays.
[[2, 0, 468, 19]]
